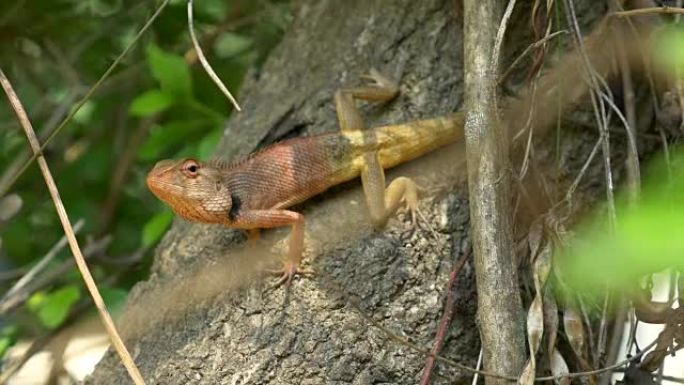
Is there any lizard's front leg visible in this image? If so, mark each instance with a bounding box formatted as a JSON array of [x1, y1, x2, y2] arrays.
[[335, 70, 421, 229], [235, 209, 306, 285]]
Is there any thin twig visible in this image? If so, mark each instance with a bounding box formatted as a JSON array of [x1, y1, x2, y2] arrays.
[[419, 247, 471, 385], [0, 69, 146, 385], [0, 0, 170, 198], [493, 0, 518, 76], [615, 19, 640, 204], [187, 0, 242, 112], [471, 348, 484, 385], [0, 219, 85, 314], [0, 235, 112, 315], [565, 136, 602, 201], [597, 291, 613, 367], [613, 372, 684, 385], [612, 6, 684, 18], [499, 30, 567, 85], [563, 0, 617, 228]]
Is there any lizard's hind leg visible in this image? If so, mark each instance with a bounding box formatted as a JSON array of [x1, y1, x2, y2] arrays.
[[334, 70, 424, 230], [360, 152, 420, 229]]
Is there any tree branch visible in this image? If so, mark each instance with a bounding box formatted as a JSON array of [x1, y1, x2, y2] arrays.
[[463, 1, 526, 384]]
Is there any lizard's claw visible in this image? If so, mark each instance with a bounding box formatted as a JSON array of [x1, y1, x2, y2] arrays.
[[267, 260, 314, 288], [405, 202, 439, 241], [359, 69, 399, 98]]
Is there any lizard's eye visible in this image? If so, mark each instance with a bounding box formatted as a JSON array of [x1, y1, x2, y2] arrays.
[[182, 159, 200, 177]]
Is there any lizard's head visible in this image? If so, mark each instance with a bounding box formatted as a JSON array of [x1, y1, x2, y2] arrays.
[[146, 158, 232, 224]]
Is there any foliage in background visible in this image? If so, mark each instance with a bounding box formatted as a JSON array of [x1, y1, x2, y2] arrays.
[[560, 146, 684, 295], [0, 0, 290, 354], [560, 21, 684, 298]]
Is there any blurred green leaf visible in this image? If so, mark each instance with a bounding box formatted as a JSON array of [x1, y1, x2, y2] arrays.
[[129, 89, 174, 117], [28, 286, 81, 329], [72, 100, 96, 125], [214, 32, 252, 58], [138, 120, 211, 161], [653, 23, 684, 75], [3, 217, 34, 263], [142, 209, 174, 247], [146, 44, 193, 99], [196, 0, 227, 21], [560, 147, 684, 295], [0, 325, 17, 358], [0, 130, 24, 157], [0, 337, 11, 358]]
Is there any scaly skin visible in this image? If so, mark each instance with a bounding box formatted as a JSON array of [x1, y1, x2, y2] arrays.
[[146, 71, 465, 285]]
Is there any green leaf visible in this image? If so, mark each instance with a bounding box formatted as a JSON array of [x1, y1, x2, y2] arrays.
[[560, 147, 684, 296], [0, 324, 17, 358], [28, 286, 81, 329], [214, 32, 252, 58], [137, 120, 210, 161], [129, 89, 174, 117], [142, 209, 174, 247], [71, 100, 96, 124], [653, 24, 684, 75], [146, 44, 192, 99], [195, 0, 227, 21], [0, 337, 11, 358]]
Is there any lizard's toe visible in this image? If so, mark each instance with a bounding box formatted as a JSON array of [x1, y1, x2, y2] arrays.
[[267, 260, 314, 288], [359, 69, 399, 94]]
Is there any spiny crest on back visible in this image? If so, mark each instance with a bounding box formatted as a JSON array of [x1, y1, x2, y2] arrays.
[[207, 149, 263, 170], [206, 137, 303, 170]]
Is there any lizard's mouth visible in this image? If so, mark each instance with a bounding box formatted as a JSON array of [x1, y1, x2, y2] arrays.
[[146, 160, 183, 201]]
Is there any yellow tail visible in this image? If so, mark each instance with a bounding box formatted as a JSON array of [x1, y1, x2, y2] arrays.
[[369, 112, 465, 169]]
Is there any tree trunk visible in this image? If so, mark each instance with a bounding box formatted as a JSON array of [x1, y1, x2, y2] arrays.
[[87, 0, 607, 384]]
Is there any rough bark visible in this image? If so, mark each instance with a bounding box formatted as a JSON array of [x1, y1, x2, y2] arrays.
[[87, 1, 607, 384], [463, 1, 525, 383]]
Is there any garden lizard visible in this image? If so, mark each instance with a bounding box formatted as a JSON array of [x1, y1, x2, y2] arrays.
[[146, 70, 464, 284]]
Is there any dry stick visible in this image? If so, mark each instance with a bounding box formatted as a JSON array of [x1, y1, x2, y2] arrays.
[[419, 247, 471, 385], [0, 69, 146, 385], [0, 0, 170, 198], [187, 0, 242, 112], [564, 0, 617, 228], [471, 348, 484, 385], [616, 23, 640, 204], [499, 30, 568, 85], [0, 218, 85, 314], [492, 0, 517, 86], [612, 6, 684, 17]]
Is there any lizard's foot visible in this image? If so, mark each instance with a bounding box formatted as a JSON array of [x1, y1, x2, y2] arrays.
[[407, 203, 439, 240], [395, 182, 439, 240], [266, 260, 314, 288], [359, 69, 399, 99]]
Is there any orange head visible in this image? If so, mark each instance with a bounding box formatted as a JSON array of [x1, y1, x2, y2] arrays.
[[146, 159, 233, 224]]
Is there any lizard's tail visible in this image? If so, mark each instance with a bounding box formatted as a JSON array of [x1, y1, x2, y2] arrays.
[[373, 112, 465, 169]]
